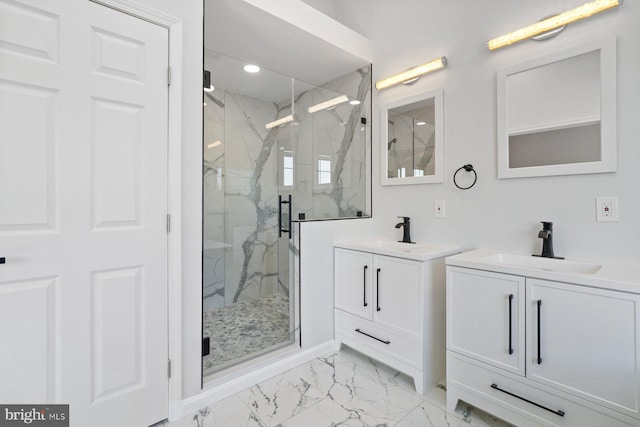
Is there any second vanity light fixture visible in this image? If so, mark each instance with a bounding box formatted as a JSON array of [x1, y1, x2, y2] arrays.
[[488, 0, 621, 50], [375, 56, 448, 90]]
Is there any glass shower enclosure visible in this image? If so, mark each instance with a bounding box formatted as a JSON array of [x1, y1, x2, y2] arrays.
[[202, 52, 371, 378]]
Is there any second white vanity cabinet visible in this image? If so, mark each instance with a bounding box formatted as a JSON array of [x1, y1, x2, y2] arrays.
[[333, 241, 460, 395], [446, 250, 640, 427]]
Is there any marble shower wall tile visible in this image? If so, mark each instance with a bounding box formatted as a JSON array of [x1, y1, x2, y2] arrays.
[[220, 90, 285, 304], [203, 66, 371, 309], [293, 66, 371, 220], [203, 90, 227, 309]]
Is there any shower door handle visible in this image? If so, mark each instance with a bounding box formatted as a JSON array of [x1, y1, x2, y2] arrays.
[[278, 195, 292, 239]]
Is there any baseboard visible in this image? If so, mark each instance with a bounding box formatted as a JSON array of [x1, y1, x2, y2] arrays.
[[174, 340, 339, 420]]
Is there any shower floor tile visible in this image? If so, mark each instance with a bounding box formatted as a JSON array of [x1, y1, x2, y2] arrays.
[[202, 293, 291, 375]]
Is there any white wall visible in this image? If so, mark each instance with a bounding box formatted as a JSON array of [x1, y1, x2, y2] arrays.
[[334, 0, 640, 263]]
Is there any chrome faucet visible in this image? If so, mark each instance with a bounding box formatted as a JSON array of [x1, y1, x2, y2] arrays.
[[395, 216, 414, 244], [534, 221, 564, 259]]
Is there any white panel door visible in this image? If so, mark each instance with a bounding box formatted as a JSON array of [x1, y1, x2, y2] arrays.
[[373, 255, 421, 336], [527, 279, 640, 419], [446, 267, 525, 376], [334, 248, 373, 319], [0, 1, 169, 426]]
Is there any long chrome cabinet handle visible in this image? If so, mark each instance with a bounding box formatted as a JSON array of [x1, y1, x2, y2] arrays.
[[491, 383, 565, 417], [363, 266, 368, 307], [508, 294, 514, 355], [376, 268, 381, 312], [355, 328, 390, 344]]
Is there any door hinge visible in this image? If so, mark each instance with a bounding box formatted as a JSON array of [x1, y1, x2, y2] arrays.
[[166, 214, 171, 233], [168, 359, 172, 378], [168, 66, 172, 86], [202, 337, 210, 357]]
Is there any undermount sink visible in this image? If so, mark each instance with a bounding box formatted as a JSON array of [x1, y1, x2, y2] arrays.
[[483, 253, 602, 274], [334, 239, 460, 261]]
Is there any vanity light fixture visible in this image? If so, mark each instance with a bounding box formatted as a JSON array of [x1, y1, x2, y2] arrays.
[[308, 95, 349, 113], [488, 0, 621, 51], [243, 64, 260, 73], [265, 115, 293, 129], [375, 56, 448, 91]]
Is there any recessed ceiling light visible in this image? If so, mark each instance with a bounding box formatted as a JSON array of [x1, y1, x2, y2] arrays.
[[350, 100, 361, 105], [244, 64, 260, 73], [416, 121, 426, 126]]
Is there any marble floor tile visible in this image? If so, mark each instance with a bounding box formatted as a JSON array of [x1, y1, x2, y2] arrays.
[[170, 348, 514, 427], [286, 349, 423, 425], [277, 397, 384, 427], [237, 370, 326, 426], [192, 396, 265, 427]]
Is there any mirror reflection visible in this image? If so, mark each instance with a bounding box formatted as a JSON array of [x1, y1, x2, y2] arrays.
[[497, 38, 617, 179], [382, 89, 443, 185], [507, 49, 601, 169], [387, 98, 436, 178]]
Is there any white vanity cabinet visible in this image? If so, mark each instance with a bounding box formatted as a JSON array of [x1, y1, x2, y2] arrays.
[[446, 253, 640, 427], [526, 279, 640, 418], [333, 241, 460, 395], [447, 268, 525, 376]]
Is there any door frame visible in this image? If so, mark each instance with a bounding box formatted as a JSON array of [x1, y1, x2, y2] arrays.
[[89, 0, 184, 420]]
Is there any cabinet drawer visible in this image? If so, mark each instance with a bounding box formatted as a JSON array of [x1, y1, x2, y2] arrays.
[[335, 309, 421, 368], [448, 352, 636, 427]]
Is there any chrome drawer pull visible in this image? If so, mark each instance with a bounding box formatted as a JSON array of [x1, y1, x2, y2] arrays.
[[491, 383, 565, 417], [355, 328, 390, 344]]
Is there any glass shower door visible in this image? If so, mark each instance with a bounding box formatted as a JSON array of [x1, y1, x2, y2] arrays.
[[202, 54, 297, 376]]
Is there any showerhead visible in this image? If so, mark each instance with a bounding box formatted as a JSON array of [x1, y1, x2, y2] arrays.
[[387, 138, 397, 149]]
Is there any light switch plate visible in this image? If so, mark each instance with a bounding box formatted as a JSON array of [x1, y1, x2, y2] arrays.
[[596, 196, 618, 222], [434, 200, 446, 218]]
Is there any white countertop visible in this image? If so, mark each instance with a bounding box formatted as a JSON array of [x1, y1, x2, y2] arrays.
[[334, 239, 461, 262], [446, 248, 640, 294]]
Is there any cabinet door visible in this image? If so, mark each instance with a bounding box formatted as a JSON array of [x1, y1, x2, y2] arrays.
[[447, 267, 525, 376], [373, 255, 421, 335], [527, 279, 640, 419], [334, 248, 373, 319]]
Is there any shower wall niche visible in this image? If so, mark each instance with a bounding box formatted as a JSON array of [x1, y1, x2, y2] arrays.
[[203, 53, 371, 376]]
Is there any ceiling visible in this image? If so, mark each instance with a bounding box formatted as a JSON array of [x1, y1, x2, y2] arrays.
[[204, 0, 370, 102]]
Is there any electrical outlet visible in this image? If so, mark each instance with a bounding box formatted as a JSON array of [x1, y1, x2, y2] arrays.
[[596, 196, 619, 222], [434, 200, 446, 218]]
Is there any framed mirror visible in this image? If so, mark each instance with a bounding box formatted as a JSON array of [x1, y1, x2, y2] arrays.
[[497, 37, 616, 179], [382, 88, 444, 185]]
